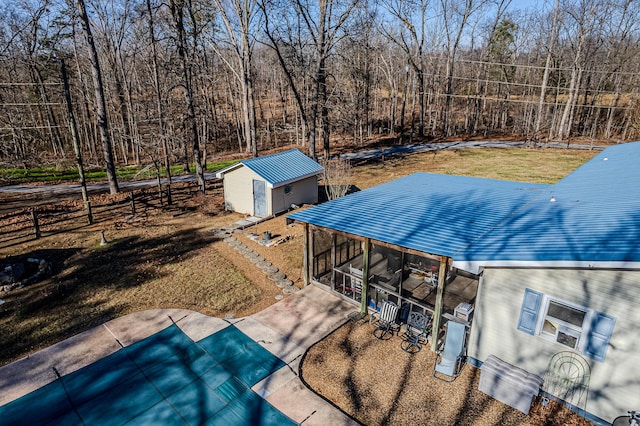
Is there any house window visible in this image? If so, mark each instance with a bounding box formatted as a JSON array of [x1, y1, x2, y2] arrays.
[[540, 299, 589, 350], [517, 288, 616, 362]]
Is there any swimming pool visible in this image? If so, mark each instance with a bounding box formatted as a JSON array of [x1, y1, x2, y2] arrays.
[[0, 324, 295, 425]]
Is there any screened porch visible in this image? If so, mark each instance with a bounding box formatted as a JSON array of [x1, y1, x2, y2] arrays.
[[310, 227, 479, 324]]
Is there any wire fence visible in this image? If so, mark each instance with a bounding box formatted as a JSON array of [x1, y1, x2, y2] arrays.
[[0, 180, 221, 249]]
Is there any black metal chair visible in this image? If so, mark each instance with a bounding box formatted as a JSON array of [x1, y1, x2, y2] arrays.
[[400, 311, 431, 353]]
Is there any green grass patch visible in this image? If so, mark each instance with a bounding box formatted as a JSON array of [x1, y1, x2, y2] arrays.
[[0, 159, 238, 185]]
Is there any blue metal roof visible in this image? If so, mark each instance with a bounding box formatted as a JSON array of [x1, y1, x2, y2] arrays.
[[458, 142, 640, 267], [288, 173, 547, 259], [218, 149, 323, 188], [288, 142, 640, 271]]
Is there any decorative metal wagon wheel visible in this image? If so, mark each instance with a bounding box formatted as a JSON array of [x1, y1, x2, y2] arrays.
[[542, 351, 591, 414]]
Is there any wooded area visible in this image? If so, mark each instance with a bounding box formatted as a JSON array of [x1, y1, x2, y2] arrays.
[[1, 0, 639, 193]]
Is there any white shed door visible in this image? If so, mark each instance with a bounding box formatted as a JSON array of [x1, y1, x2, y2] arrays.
[[253, 179, 267, 217]]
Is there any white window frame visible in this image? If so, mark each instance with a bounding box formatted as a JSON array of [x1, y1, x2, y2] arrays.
[[535, 295, 594, 352]]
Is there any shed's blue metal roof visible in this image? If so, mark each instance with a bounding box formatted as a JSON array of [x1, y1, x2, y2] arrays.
[[217, 149, 323, 188], [288, 142, 640, 270], [288, 173, 547, 258]]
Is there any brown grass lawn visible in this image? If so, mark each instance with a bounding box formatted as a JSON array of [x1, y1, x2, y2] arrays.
[[0, 195, 307, 366], [0, 146, 599, 422], [351, 147, 596, 189]]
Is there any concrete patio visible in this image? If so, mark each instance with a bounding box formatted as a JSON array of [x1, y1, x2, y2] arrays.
[[0, 285, 359, 425]]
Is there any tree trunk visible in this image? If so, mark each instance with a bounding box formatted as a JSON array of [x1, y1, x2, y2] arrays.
[[441, 0, 473, 137], [170, 0, 205, 192], [75, 0, 119, 194], [61, 59, 91, 222], [146, 0, 172, 204]]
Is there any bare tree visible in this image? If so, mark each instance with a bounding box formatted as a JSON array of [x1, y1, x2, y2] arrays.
[[380, 0, 431, 139], [169, 0, 205, 192], [468, 0, 512, 136], [145, 0, 172, 203], [533, 0, 560, 143], [212, 0, 259, 157], [440, 0, 489, 136], [2, 0, 640, 171], [259, 0, 311, 150], [322, 157, 352, 200], [260, 0, 359, 160], [75, 0, 119, 194], [553, 1, 597, 142], [92, 0, 138, 165]]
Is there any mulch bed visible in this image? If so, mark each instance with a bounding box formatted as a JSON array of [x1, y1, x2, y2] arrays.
[[300, 319, 593, 426]]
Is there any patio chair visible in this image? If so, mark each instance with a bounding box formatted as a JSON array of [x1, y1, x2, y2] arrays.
[[348, 265, 363, 297], [400, 311, 431, 353], [433, 320, 467, 381], [369, 300, 399, 340]]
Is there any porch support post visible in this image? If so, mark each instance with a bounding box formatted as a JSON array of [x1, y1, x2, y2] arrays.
[[430, 256, 450, 351], [360, 238, 370, 315], [330, 233, 337, 288], [303, 223, 311, 286]]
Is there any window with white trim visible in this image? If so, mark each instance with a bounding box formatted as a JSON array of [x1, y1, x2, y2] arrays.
[[517, 288, 616, 362], [539, 298, 591, 350]]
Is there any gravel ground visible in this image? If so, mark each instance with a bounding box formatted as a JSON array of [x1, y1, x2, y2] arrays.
[[301, 318, 593, 426]]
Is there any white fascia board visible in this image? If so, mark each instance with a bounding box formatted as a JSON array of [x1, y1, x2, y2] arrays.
[[214, 163, 244, 178], [453, 259, 640, 275]]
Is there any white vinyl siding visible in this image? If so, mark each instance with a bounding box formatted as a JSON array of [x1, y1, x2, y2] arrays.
[[222, 166, 318, 216], [222, 166, 271, 216], [271, 176, 318, 215], [467, 267, 640, 423]]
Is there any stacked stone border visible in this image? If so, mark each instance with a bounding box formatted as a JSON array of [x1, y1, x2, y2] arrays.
[[212, 228, 299, 295]]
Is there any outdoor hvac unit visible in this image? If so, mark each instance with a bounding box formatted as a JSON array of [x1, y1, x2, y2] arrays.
[[454, 302, 474, 321]]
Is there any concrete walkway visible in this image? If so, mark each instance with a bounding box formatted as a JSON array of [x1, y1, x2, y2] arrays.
[[0, 285, 359, 425]]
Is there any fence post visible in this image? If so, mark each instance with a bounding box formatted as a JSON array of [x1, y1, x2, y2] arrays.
[[130, 191, 136, 215], [31, 209, 41, 239], [86, 200, 93, 224]]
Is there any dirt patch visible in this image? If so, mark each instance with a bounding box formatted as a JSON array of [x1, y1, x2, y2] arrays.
[[301, 319, 593, 426]]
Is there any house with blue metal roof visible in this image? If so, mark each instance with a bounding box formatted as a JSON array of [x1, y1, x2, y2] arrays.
[[215, 149, 323, 217], [287, 142, 640, 424]]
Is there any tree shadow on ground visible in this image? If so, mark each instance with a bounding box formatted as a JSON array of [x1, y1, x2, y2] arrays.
[[0, 227, 219, 366]]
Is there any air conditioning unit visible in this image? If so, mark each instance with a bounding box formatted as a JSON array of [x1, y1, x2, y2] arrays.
[[556, 326, 580, 349], [454, 302, 474, 321]]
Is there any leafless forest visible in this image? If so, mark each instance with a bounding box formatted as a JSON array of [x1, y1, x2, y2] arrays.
[[1, 0, 639, 191]]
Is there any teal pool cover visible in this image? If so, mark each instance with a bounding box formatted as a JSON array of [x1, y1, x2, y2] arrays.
[[0, 324, 296, 425]]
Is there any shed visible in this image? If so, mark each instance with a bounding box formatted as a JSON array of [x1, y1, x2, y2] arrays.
[[215, 149, 323, 217], [287, 142, 640, 424]]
